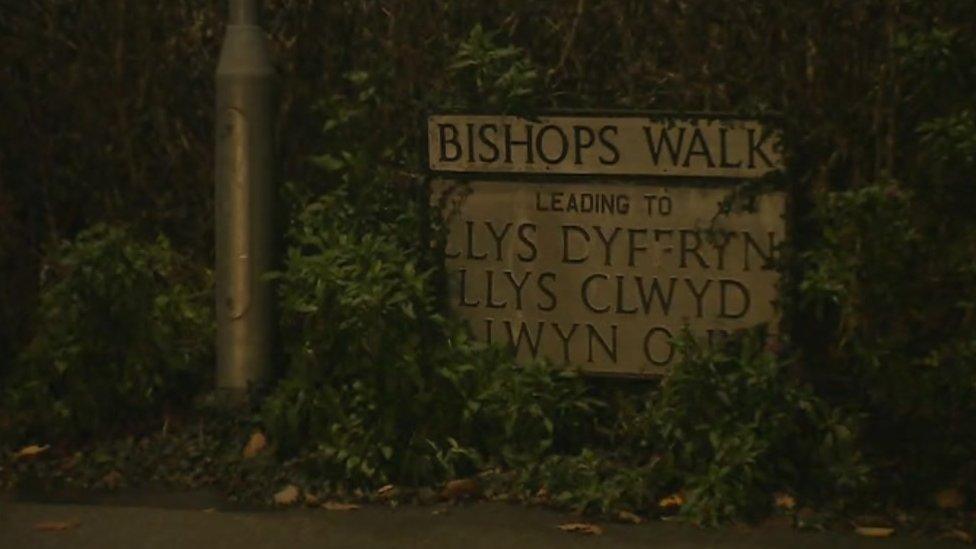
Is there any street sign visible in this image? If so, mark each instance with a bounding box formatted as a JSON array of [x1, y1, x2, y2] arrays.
[[428, 113, 786, 376]]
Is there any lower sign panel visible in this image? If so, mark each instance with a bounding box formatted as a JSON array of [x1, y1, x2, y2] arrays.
[[433, 179, 786, 376]]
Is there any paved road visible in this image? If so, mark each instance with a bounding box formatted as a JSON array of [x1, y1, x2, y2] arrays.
[[0, 497, 963, 549]]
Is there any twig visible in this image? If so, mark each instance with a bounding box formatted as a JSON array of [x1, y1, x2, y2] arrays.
[[548, 0, 586, 83]]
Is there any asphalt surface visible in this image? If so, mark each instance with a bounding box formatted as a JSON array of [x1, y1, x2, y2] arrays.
[[0, 495, 965, 549]]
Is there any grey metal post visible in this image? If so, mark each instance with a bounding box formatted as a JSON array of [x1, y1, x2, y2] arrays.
[[215, 0, 276, 392]]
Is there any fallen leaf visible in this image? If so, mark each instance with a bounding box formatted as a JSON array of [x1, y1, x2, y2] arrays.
[[941, 529, 974, 544], [773, 492, 796, 511], [242, 432, 267, 459], [304, 493, 320, 507], [659, 492, 685, 509], [376, 484, 397, 500], [322, 501, 360, 511], [33, 519, 80, 532], [441, 478, 480, 500], [854, 526, 895, 538], [15, 444, 50, 461], [935, 488, 966, 510], [273, 485, 301, 506], [59, 453, 81, 471], [617, 510, 643, 524], [558, 522, 603, 536], [101, 470, 123, 490]]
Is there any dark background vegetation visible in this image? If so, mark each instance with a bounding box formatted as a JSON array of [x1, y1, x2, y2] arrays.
[[1, 0, 975, 524]]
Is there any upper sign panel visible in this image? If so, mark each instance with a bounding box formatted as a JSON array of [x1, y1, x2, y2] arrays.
[[427, 114, 783, 178]]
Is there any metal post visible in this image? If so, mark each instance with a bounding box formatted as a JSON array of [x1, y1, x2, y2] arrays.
[[215, 0, 276, 393]]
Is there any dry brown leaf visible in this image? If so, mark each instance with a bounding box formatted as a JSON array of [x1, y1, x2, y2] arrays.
[[376, 484, 396, 499], [33, 519, 80, 532], [617, 510, 644, 524], [441, 478, 480, 500], [854, 526, 895, 538], [659, 492, 685, 508], [273, 485, 301, 506], [557, 522, 603, 536], [941, 529, 974, 544], [935, 488, 966, 510], [322, 501, 361, 511], [101, 470, 123, 490], [773, 492, 796, 510], [15, 444, 50, 461], [242, 432, 267, 459]]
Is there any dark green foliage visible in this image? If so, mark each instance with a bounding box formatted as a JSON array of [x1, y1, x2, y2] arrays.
[[651, 332, 866, 524], [264, 157, 600, 488], [4, 225, 213, 441], [1, 0, 975, 523]]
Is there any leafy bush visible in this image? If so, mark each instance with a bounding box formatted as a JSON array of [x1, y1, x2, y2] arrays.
[[4, 225, 213, 441], [264, 172, 601, 488], [261, 37, 600, 490], [650, 331, 866, 524]]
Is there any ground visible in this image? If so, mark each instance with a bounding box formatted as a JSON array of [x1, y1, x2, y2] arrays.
[[0, 492, 964, 548]]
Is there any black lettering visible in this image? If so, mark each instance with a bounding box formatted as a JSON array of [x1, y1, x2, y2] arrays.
[[643, 326, 675, 365], [587, 324, 618, 363], [438, 123, 462, 161], [747, 128, 775, 168], [615, 275, 638, 314], [627, 228, 647, 267], [684, 278, 712, 318], [743, 231, 777, 271], [485, 221, 512, 260], [485, 270, 507, 309], [566, 193, 579, 213], [707, 328, 731, 346], [598, 125, 620, 165], [504, 123, 534, 164], [465, 221, 488, 260], [643, 126, 685, 165], [537, 271, 557, 311], [504, 320, 545, 357], [562, 225, 590, 263], [458, 269, 480, 307], [552, 322, 579, 362], [505, 271, 530, 311], [636, 276, 677, 315], [719, 279, 751, 319], [581, 274, 610, 313], [683, 127, 716, 167], [517, 223, 538, 262], [718, 128, 742, 168], [712, 231, 737, 270], [593, 226, 620, 267], [478, 124, 500, 162], [465, 123, 475, 162], [573, 125, 595, 164], [536, 124, 570, 164], [535, 192, 548, 212], [679, 229, 709, 268]]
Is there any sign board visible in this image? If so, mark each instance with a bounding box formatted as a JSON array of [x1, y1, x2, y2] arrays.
[[428, 114, 786, 376], [428, 114, 781, 178]]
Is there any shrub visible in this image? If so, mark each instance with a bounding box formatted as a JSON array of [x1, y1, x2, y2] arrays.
[[264, 175, 601, 488], [4, 225, 213, 441], [650, 331, 866, 524]]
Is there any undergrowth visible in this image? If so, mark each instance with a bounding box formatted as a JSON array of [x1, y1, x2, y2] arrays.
[[3, 10, 976, 530]]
